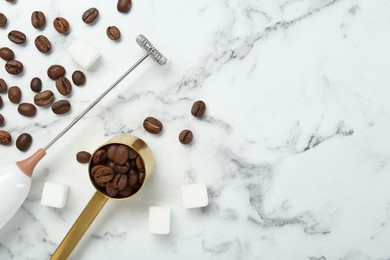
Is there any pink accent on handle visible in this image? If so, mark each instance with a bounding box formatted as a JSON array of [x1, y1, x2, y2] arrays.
[[16, 149, 46, 177]]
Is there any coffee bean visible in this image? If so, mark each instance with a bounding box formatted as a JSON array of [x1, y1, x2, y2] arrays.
[[179, 129, 193, 144], [34, 90, 54, 106], [128, 147, 138, 159], [135, 156, 144, 170], [106, 181, 118, 197], [52, 100, 71, 114], [0, 130, 11, 145], [113, 173, 128, 191], [82, 7, 99, 24], [53, 17, 70, 34], [31, 11, 45, 29], [143, 117, 163, 134], [106, 145, 118, 161], [5, 60, 23, 75], [47, 65, 65, 80], [16, 133, 32, 151], [106, 26, 121, 41], [128, 169, 138, 186], [8, 86, 21, 103], [112, 145, 128, 165], [191, 100, 206, 117], [0, 114, 4, 126], [18, 103, 37, 117], [93, 149, 107, 165], [8, 30, 26, 44], [76, 151, 91, 164], [106, 160, 115, 171], [5, 0, 15, 2], [94, 166, 114, 184], [91, 165, 105, 176], [0, 78, 7, 93], [114, 164, 129, 174], [117, 0, 132, 13], [35, 35, 51, 53], [30, 77, 42, 92], [0, 47, 14, 61], [0, 96, 3, 108], [71, 70, 86, 86], [0, 13, 7, 28], [118, 185, 134, 197], [55, 76, 72, 96], [138, 171, 145, 184]]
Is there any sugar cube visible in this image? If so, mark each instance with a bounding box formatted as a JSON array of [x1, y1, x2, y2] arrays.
[[40, 181, 69, 208], [149, 206, 171, 235], [67, 38, 101, 70], [181, 183, 208, 209]]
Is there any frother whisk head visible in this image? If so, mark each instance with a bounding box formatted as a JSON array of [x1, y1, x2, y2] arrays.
[[136, 34, 167, 65]]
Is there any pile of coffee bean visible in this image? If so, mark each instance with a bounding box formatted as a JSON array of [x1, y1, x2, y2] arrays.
[[89, 144, 145, 198], [142, 100, 207, 145], [0, 0, 134, 151]]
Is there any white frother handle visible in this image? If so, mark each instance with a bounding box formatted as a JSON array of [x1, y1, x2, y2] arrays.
[[0, 162, 31, 229]]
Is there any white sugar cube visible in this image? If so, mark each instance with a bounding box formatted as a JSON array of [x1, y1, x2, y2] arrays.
[[67, 38, 101, 70], [149, 206, 171, 235], [40, 181, 69, 208], [181, 183, 208, 209]]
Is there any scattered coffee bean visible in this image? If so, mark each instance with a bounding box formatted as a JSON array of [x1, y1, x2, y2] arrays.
[[52, 100, 70, 114], [31, 11, 45, 29], [0, 78, 7, 93], [76, 151, 91, 164], [191, 100, 206, 117], [5, 0, 15, 2], [82, 7, 99, 24], [55, 76, 72, 96], [15, 133, 32, 151], [53, 17, 70, 34], [30, 77, 42, 92], [8, 30, 26, 44], [89, 143, 145, 198], [0, 47, 14, 61], [71, 70, 86, 86], [8, 86, 21, 103], [0, 13, 7, 28], [143, 117, 163, 134], [5, 60, 23, 75], [0, 114, 4, 126], [0, 130, 11, 145], [47, 64, 65, 80], [106, 26, 121, 41], [0, 96, 3, 108], [179, 129, 193, 144], [34, 90, 54, 106], [117, 0, 132, 13], [18, 103, 37, 117], [35, 35, 51, 53]]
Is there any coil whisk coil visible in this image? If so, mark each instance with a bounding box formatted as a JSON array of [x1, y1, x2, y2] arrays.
[[136, 34, 167, 65]]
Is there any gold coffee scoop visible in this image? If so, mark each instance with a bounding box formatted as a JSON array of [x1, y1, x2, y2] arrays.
[[51, 134, 154, 259]]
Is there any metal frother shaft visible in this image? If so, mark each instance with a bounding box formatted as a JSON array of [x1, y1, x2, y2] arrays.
[[43, 35, 167, 151]]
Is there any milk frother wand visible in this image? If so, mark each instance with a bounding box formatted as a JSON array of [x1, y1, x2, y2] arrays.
[[0, 34, 167, 229]]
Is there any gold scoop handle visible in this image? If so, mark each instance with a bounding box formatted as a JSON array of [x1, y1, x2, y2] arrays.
[[51, 191, 108, 260]]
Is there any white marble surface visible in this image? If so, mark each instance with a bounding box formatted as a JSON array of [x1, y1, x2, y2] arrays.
[[0, 0, 390, 259]]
